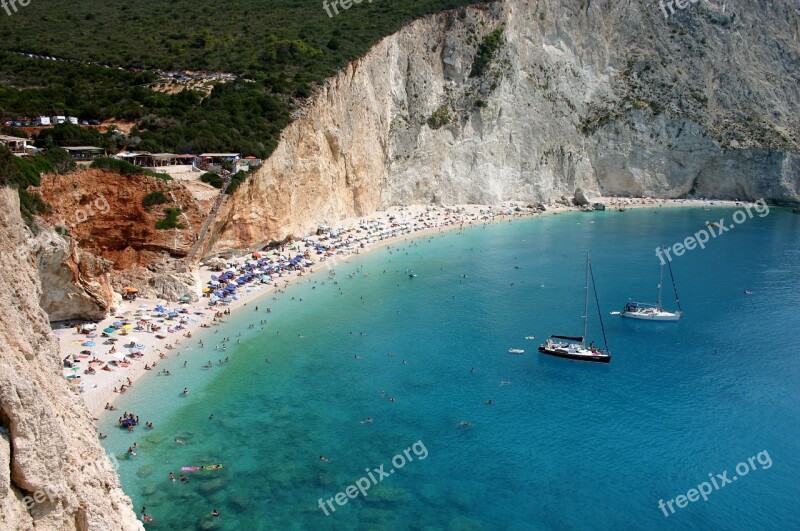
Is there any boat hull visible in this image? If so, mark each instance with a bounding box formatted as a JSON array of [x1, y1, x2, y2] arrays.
[[537, 346, 611, 364], [619, 310, 681, 321]]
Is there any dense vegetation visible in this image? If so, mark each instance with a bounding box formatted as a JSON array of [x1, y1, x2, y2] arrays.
[[0, 0, 487, 160], [225, 171, 249, 196], [89, 157, 171, 180], [469, 27, 504, 78], [155, 207, 186, 230], [200, 172, 225, 189], [0, 145, 54, 224], [142, 191, 169, 208]]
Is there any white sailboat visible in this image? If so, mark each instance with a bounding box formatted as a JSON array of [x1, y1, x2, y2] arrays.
[[613, 254, 682, 321]]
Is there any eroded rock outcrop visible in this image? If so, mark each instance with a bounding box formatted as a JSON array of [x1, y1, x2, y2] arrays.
[[210, 0, 799, 252], [31, 169, 206, 319], [0, 188, 142, 530], [33, 226, 118, 322]]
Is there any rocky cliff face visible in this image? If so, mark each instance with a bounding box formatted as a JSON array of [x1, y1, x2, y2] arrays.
[[211, 0, 800, 251], [0, 188, 142, 531], [33, 169, 207, 319]]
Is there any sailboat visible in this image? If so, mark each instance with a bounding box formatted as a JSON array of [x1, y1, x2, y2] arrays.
[[538, 253, 611, 364], [613, 253, 682, 321]]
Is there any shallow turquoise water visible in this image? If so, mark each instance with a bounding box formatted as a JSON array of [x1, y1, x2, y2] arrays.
[[101, 207, 800, 530]]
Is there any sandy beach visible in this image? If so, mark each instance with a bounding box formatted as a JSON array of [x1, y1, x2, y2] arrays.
[[55, 196, 744, 422]]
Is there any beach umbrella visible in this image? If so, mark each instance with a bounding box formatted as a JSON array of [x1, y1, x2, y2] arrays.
[[180, 295, 191, 302], [127, 336, 139, 343], [112, 321, 124, 327], [139, 315, 152, 321], [139, 304, 148, 308], [82, 341, 96, 347], [103, 327, 116, 334]]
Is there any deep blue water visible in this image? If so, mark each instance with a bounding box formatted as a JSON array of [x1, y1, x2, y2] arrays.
[[100, 207, 800, 530]]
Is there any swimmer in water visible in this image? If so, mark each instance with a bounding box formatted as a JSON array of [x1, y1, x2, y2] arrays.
[[168, 472, 175, 481], [500, 380, 511, 386], [470, 368, 476, 373], [182, 388, 189, 395], [174, 438, 185, 445], [361, 418, 374, 424], [458, 421, 471, 428], [319, 455, 332, 462], [485, 400, 494, 405]]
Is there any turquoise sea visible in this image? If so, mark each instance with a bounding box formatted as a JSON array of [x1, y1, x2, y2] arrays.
[[100, 207, 800, 530]]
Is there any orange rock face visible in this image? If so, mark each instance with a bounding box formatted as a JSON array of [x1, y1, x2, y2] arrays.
[[36, 169, 204, 270]]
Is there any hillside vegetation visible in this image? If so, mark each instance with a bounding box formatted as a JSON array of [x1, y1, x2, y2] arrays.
[[0, 0, 487, 158]]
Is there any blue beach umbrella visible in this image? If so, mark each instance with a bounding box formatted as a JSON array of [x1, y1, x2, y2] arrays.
[[82, 341, 96, 347]]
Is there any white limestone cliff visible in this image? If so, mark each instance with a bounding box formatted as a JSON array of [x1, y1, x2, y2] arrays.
[[0, 188, 142, 531], [210, 0, 799, 251]]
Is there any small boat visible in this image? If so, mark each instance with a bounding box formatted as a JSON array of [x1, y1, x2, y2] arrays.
[[508, 348, 525, 354], [614, 253, 682, 321], [539, 253, 611, 364], [181, 464, 224, 472]]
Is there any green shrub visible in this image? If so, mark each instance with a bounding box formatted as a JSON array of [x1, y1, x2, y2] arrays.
[[469, 27, 504, 78], [142, 191, 169, 208], [225, 170, 248, 196], [155, 207, 186, 230], [90, 157, 171, 180], [42, 147, 77, 174], [426, 105, 451, 130], [1, 145, 52, 225], [200, 172, 224, 188]]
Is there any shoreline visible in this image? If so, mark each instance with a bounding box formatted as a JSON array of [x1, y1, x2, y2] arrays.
[[55, 196, 746, 421]]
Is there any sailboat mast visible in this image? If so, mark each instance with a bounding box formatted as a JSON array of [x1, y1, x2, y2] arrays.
[[583, 252, 589, 348], [589, 259, 610, 353], [657, 260, 664, 311], [666, 256, 682, 312]]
